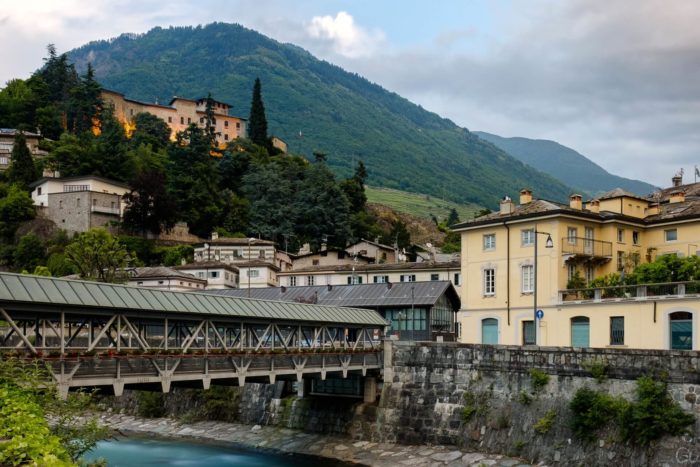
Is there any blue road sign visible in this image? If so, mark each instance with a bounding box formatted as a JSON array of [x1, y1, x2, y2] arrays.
[[536, 309, 544, 319]]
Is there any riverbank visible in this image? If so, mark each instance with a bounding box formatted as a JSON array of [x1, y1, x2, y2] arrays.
[[96, 413, 535, 466]]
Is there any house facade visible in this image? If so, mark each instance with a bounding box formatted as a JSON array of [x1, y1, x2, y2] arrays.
[[29, 176, 130, 235], [101, 90, 247, 149], [453, 178, 700, 351], [173, 261, 239, 289], [126, 267, 207, 291], [0, 129, 50, 173]]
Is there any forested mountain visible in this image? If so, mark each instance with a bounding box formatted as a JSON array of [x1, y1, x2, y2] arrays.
[[66, 22, 574, 209], [474, 131, 657, 197]]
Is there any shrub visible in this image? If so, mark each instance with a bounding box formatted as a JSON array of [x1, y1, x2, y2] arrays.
[[462, 390, 490, 422], [136, 391, 166, 418], [517, 390, 533, 405], [619, 376, 695, 446], [569, 387, 627, 442], [583, 359, 609, 383], [529, 369, 550, 392], [533, 409, 557, 434]]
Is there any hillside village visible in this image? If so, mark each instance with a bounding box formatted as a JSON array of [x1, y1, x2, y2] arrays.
[[0, 45, 699, 350]]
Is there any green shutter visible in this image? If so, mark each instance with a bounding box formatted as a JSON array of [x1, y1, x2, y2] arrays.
[[671, 320, 693, 350], [571, 317, 590, 347], [482, 318, 498, 344]]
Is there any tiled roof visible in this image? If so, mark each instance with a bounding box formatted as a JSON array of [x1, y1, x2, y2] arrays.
[[597, 188, 647, 201], [647, 182, 700, 203], [207, 281, 461, 310], [0, 128, 41, 138], [197, 237, 275, 246], [644, 199, 700, 222], [282, 260, 460, 274], [174, 261, 239, 273], [130, 266, 203, 282]]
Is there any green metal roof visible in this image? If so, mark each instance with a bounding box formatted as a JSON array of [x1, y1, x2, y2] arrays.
[[0, 273, 387, 326]]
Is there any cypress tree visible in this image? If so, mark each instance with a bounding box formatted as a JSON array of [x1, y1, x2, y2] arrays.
[[7, 132, 38, 189], [248, 78, 268, 148]]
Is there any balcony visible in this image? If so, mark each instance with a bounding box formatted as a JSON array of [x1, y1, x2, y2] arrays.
[[561, 237, 612, 262], [91, 205, 120, 215], [558, 281, 700, 304]]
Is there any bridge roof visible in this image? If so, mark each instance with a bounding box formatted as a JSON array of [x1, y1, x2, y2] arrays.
[[0, 273, 387, 327]]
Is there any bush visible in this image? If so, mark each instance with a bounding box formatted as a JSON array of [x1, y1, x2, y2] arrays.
[[583, 359, 609, 383], [619, 376, 695, 446], [570, 387, 627, 442], [462, 390, 490, 422], [517, 390, 533, 405], [136, 391, 166, 418], [529, 369, 550, 392], [533, 409, 557, 434]]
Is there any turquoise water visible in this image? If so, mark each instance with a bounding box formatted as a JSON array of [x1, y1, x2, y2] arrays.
[[84, 438, 339, 466]]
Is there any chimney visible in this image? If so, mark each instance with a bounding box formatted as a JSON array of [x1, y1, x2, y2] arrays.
[[500, 196, 514, 215], [211, 231, 219, 240], [569, 194, 583, 210], [519, 189, 532, 205], [672, 174, 683, 187], [669, 191, 685, 204], [647, 202, 660, 216], [587, 199, 600, 213]]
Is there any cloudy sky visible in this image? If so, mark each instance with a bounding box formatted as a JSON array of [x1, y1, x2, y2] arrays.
[[1, 0, 699, 188]]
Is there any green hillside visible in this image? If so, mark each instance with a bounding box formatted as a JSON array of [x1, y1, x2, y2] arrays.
[[67, 23, 574, 209], [365, 186, 480, 221], [474, 131, 658, 197]]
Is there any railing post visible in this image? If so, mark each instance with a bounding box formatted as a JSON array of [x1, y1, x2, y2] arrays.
[[594, 288, 602, 302], [637, 285, 647, 298], [678, 284, 686, 296]]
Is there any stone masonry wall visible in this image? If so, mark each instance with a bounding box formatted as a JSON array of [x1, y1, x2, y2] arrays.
[[372, 341, 700, 466]]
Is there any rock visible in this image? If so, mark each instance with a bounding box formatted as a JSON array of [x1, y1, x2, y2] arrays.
[[499, 460, 519, 466], [251, 425, 262, 432], [461, 453, 485, 464], [353, 441, 369, 448], [431, 450, 463, 462], [334, 444, 349, 451], [419, 449, 435, 456]]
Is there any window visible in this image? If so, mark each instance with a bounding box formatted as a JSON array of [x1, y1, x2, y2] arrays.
[[197, 272, 204, 278], [632, 231, 640, 245], [617, 228, 624, 243], [180, 117, 184, 124], [258, 250, 266, 259], [400, 274, 416, 282], [521, 229, 534, 247], [522, 320, 535, 345], [110, 201, 115, 209], [483, 234, 496, 250], [200, 117, 204, 124], [481, 318, 498, 344], [225, 272, 230, 281], [188, 117, 191, 124], [567, 227, 578, 244], [37, 187, 42, 195], [158, 280, 164, 285], [374, 275, 389, 283], [168, 116, 172, 123], [224, 134, 229, 141], [0, 157, 7, 165], [670, 312, 693, 350], [567, 263, 577, 281], [347, 276, 363, 284], [224, 120, 229, 128], [617, 251, 624, 271], [137, 281, 143, 285], [209, 271, 219, 278], [236, 122, 240, 129], [430, 273, 440, 281], [312, 259, 320, 266], [247, 269, 260, 278], [665, 229, 678, 242], [92, 198, 97, 206], [585, 265, 594, 283], [521, 265, 534, 293], [454, 273, 461, 286], [306, 275, 314, 286], [483, 269, 495, 296], [289, 276, 297, 286], [59, 200, 63, 209], [610, 317, 624, 345]]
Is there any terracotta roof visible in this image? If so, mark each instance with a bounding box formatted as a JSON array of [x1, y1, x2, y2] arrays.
[[644, 199, 700, 223], [281, 260, 460, 275], [647, 182, 700, 203], [175, 261, 239, 273]]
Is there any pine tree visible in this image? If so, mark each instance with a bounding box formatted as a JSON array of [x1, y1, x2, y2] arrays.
[[7, 132, 38, 189], [248, 78, 268, 148], [70, 63, 102, 134], [91, 105, 133, 181], [123, 169, 177, 236]]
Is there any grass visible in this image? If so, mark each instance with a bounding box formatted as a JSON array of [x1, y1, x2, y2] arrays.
[[366, 186, 482, 222]]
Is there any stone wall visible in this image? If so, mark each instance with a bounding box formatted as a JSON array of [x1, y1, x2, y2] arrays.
[[375, 341, 700, 465]]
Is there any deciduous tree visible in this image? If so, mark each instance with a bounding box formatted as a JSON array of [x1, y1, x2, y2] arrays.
[[64, 228, 130, 282]]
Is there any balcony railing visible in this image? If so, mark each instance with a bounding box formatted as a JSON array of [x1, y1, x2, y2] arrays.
[[91, 205, 120, 215], [561, 236, 612, 258], [558, 281, 700, 304]]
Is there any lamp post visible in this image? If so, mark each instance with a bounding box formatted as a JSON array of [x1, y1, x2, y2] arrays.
[[533, 230, 554, 345], [247, 238, 255, 298]]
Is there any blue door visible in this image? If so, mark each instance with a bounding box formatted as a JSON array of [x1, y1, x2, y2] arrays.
[[482, 318, 498, 344], [670, 312, 693, 350], [571, 317, 590, 347]]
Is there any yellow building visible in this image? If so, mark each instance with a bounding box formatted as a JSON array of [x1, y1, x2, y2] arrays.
[[101, 89, 247, 149], [453, 176, 700, 351]]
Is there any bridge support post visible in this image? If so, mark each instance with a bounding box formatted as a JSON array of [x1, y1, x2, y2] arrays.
[[202, 376, 211, 390], [113, 382, 124, 397], [57, 383, 69, 401], [363, 376, 377, 403], [161, 378, 171, 393], [296, 378, 309, 398], [382, 337, 395, 382]]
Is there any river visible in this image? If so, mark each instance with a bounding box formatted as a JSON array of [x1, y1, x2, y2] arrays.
[[84, 437, 351, 466]]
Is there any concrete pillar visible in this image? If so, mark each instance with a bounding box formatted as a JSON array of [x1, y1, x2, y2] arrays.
[[296, 378, 309, 398], [161, 378, 171, 393], [363, 376, 377, 403], [113, 382, 124, 397], [383, 338, 395, 382], [57, 383, 70, 400], [202, 376, 211, 390]]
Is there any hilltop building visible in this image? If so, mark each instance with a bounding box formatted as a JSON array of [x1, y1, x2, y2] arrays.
[[101, 89, 247, 149], [0, 129, 50, 173], [454, 176, 700, 351], [29, 175, 130, 236]]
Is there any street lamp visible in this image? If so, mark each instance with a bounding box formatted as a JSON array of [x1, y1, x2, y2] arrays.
[[247, 238, 255, 298], [533, 230, 554, 345]]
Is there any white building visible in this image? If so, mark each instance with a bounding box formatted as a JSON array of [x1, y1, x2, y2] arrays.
[[174, 261, 239, 289], [126, 267, 207, 291], [193, 235, 292, 271]]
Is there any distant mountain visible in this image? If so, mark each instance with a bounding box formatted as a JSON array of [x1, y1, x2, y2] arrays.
[[66, 23, 575, 209], [474, 131, 657, 197]]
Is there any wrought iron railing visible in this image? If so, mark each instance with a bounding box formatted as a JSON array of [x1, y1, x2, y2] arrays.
[[559, 281, 700, 303], [561, 236, 613, 258]]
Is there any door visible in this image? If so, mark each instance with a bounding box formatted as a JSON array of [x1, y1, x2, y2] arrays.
[[670, 312, 693, 350], [584, 227, 594, 255], [482, 318, 498, 344], [522, 320, 536, 345], [571, 317, 590, 347]]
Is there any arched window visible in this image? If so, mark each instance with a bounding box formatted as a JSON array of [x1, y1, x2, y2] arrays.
[[670, 312, 693, 350], [481, 318, 498, 345], [571, 316, 590, 348]]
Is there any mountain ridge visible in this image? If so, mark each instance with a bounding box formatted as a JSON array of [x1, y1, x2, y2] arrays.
[[66, 22, 574, 209], [474, 131, 658, 197]]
